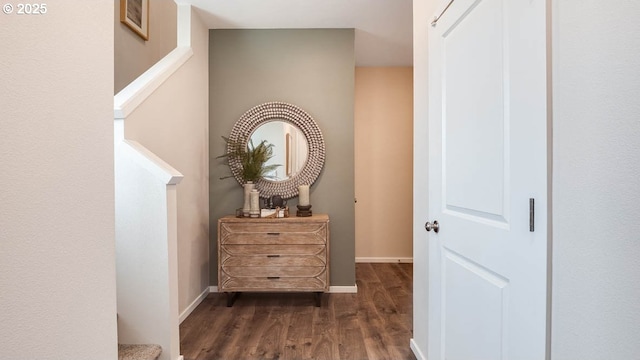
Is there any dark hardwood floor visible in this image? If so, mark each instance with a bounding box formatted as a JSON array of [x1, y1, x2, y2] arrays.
[[180, 263, 415, 360]]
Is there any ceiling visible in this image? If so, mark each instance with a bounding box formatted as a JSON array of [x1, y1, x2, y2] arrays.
[[182, 0, 414, 66]]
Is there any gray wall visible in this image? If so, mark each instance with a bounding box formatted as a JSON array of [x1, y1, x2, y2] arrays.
[[209, 29, 356, 287]]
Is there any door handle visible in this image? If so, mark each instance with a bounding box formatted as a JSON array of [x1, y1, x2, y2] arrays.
[[425, 220, 439, 233]]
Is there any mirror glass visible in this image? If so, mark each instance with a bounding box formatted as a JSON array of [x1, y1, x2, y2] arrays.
[[250, 120, 309, 181]]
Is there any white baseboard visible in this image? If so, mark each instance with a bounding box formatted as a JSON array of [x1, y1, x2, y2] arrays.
[[355, 257, 413, 263], [410, 339, 426, 360], [329, 285, 358, 293], [179, 287, 209, 324], [209, 286, 218, 293], [176, 356, 184, 360]]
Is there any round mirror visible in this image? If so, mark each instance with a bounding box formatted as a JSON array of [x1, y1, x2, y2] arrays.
[[226, 102, 325, 199], [250, 121, 309, 181]]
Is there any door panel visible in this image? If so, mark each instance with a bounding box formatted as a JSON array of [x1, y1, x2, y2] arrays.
[[444, 0, 508, 222], [444, 249, 509, 360], [428, 0, 548, 359]]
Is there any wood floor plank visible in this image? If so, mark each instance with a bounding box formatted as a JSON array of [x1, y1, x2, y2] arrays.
[[180, 295, 239, 359], [333, 293, 368, 360], [233, 294, 281, 359], [283, 296, 315, 360], [355, 262, 379, 283], [307, 294, 340, 360], [180, 263, 416, 360], [191, 295, 257, 359], [372, 263, 414, 334], [253, 296, 293, 359], [179, 297, 216, 356], [355, 278, 393, 358]]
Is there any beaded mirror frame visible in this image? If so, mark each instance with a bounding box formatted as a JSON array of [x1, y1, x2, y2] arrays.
[[226, 102, 326, 199]]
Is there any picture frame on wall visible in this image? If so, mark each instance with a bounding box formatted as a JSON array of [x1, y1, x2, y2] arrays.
[[120, 0, 149, 41]]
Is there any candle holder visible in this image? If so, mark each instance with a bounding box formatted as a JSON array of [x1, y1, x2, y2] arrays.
[[296, 204, 312, 217]]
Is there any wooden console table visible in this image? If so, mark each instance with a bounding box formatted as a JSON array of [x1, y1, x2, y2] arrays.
[[217, 214, 330, 306]]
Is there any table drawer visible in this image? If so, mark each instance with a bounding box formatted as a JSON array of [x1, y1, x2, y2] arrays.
[[220, 222, 326, 235], [221, 243, 325, 256], [222, 266, 326, 278], [220, 230, 326, 245], [220, 275, 328, 292], [220, 253, 326, 267]]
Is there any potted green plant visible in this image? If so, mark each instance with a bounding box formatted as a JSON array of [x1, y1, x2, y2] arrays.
[[219, 136, 281, 216], [219, 136, 280, 182]]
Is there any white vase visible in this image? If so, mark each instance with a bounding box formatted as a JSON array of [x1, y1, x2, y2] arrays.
[[250, 189, 260, 218], [242, 181, 254, 217]]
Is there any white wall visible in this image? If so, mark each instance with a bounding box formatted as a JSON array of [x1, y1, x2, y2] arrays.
[[0, 1, 117, 358], [124, 8, 210, 316], [551, 1, 640, 358]]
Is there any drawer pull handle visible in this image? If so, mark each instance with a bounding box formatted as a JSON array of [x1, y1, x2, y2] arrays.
[[267, 276, 280, 280], [267, 232, 281, 235], [267, 255, 280, 258]]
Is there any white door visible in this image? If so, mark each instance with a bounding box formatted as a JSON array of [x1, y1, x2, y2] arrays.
[[427, 0, 548, 359]]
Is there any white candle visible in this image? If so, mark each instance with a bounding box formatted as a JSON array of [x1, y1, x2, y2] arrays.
[[298, 185, 310, 206]]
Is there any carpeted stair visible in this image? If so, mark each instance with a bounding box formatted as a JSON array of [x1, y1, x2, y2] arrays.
[[118, 344, 162, 360]]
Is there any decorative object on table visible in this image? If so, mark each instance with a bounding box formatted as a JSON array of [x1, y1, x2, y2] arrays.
[[298, 185, 310, 206], [260, 207, 289, 218], [297, 184, 312, 217], [223, 102, 326, 200], [297, 204, 312, 217], [120, 0, 149, 41], [271, 195, 286, 208], [242, 181, 255, 217], [249, 189, 260, 218], [218, 136, 280, 215], [218, 137, 281, 183], [263, 196, 272, 209], [264, 195, 287, 210], [261, 195, 289, 218]]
